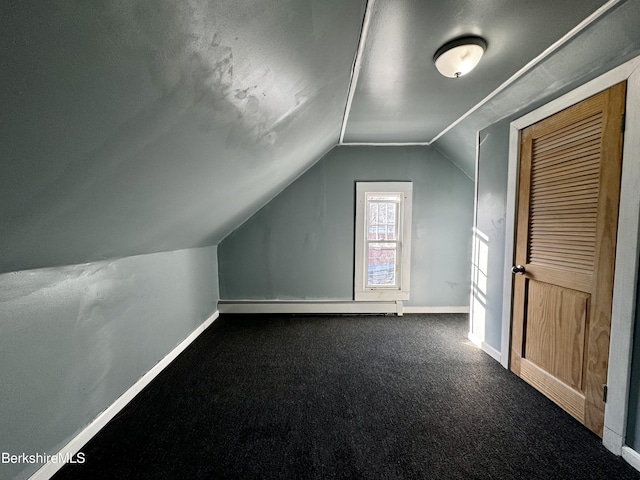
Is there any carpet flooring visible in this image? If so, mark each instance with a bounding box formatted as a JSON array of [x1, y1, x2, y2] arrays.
[[54, 313, 640, 479]]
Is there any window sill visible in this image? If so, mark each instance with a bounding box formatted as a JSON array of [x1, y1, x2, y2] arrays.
[[354, 290, 410, 301]]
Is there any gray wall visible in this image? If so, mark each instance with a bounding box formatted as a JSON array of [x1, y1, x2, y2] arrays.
[[626, 270, 640, 450], [218, 145, 474, 306], [470, 119, 511, 350], [0, 246, 219, 480]]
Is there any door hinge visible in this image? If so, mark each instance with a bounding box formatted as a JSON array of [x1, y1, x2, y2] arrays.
[[603, 385, 608, 403]]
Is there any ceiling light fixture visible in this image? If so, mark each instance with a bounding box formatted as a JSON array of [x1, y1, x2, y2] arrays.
[[433, 36, 487, 78]]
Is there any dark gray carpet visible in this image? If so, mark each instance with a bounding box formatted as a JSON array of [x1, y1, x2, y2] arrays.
[[54, 313, 640, 479]]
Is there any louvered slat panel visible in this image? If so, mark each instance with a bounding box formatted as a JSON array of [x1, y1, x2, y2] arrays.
[[530, 225, 597, 233], [532, 127, 600, 156], [530, 231, 596, 240], [530, 189, 599, 203], [530, 219, 597, 227], [528, 256, 595, 271], [532, 160, 600, 182], [533, 112, 601, 144], [538, 149, 600, 175], [531, 230, 597, 237], [532, 113, 602, 154], [530, 199, 598, 210], [532, 164, 600, 181], [527, 248, 595, 262], [531, 177, 600, 195], [527, 113, 602, 273], [529, 254, 595, 269], [532, 149, 600, 176], [532, 127, 600, 154], [531, 203, 597, 214], [531, 216, 596, 222], [534, 244, 589, 255], [531, 212, 596, 220], [530, 243, 594, 252], [529, 259, 593, 275], [532, 139, 602, 166]]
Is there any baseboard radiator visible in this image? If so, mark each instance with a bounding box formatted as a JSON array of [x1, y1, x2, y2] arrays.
[[218, 301, 469, 316]]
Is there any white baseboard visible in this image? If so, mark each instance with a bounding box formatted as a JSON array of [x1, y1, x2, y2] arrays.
[[468, 332, 502, 363], [603, 426, 624, 455], [218, 301, 469, 315], [29, 310, 220, 480], [622, 445, 640, 472]]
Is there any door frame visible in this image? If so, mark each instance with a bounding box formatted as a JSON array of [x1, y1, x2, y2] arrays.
[[501, 55, 640, 455]]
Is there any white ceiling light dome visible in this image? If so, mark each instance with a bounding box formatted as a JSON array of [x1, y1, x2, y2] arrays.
[[433, 36, 487, 78]]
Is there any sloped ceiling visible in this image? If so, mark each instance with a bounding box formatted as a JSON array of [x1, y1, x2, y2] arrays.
[[0, 0, 365, 272], [1, 0, 638, 273]]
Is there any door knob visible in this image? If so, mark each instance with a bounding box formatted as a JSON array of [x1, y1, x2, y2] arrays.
[[512, 265, 526, 275]]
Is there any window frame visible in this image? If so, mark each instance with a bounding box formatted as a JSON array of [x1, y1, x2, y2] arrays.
[[354, 182, 413, 301]]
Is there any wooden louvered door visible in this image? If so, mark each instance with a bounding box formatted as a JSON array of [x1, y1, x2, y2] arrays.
[[510, 82, 626, 437]]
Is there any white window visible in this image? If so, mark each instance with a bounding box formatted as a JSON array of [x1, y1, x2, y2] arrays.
[[354, 182, 412, 301]]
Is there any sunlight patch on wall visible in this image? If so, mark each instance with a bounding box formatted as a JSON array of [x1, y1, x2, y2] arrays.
[[469, 227, 489, 347]]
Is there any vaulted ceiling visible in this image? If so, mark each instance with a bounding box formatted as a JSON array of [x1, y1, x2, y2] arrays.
[[2, 0, 639, 273]]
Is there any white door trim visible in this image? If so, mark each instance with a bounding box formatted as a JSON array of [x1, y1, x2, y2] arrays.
[[501, 55, 640, 455]]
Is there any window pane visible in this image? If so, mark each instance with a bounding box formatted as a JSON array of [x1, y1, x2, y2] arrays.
[[379, 202, 387, 226], [369, 225, 390, 240], [388, 203, 396, 225], [367, 201, 399, 240], [385, 203, 397, 240], [368, 203, 378, 239], [387, 225, 396, 240], [367, 243, 397, 286], [368, 193, 402, 202]]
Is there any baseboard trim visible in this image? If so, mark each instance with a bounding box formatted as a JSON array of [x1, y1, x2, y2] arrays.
[[29, 310, 220, 480], [218, 301, 469, 315], [468, 332, 502, 363], [603, 426, 624, 455], [622, 446, 640, 472]]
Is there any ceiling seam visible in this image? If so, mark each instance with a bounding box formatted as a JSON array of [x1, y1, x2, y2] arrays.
[[339, 0, 376, 145], [427, 0, 625, 145]]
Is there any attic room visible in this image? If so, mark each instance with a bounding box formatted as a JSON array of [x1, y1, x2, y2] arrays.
[[3, 0, 640, 478]]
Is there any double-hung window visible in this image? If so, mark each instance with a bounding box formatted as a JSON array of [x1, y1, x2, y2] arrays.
[[354, 182, 412, 301]]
